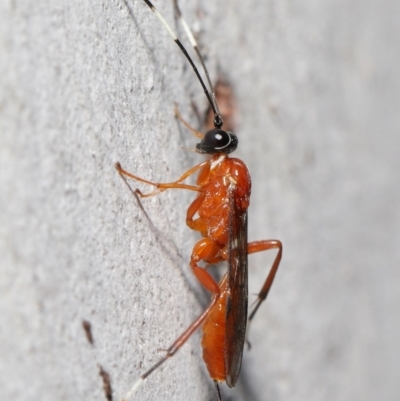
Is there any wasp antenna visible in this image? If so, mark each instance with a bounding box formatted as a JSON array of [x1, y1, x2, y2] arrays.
[[172, 0, 222, 123], [141, 0, 223, 128], [120, 377, 145, 401]]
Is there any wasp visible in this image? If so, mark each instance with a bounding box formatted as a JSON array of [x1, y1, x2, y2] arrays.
[[116, 1, 283, 399]]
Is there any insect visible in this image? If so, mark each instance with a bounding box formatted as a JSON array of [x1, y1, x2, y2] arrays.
[[116, 1, 283, 400]]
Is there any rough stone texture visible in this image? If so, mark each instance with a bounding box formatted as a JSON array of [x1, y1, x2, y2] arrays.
[[1, 1, 399, 401]]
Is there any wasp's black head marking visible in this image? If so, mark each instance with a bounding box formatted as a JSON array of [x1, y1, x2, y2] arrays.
[[196, 129, 238, 154]]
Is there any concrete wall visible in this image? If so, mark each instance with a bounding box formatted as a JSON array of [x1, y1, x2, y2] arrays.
[[1, 0, 399, 400]]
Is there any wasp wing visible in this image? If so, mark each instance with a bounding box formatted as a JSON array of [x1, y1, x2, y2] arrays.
[[224, 189, 248, 388]]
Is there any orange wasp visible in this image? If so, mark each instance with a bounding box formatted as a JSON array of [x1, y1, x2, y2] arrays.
[[117, 1, 283, 400]]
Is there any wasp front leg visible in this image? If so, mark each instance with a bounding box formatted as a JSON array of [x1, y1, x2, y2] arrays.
[[115, 161, 207, 197]]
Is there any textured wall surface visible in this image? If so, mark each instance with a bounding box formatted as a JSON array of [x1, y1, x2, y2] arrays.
[[1, 1, 400, 401]]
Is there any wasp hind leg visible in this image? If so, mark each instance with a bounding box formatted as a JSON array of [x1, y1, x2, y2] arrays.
[[244, 239, 283, 349]]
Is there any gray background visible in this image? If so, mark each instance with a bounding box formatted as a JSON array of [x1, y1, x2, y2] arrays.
[[1, 0, 399, 400]]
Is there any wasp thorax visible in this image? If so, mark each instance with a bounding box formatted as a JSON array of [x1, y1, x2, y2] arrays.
[[196, 129, 238, 154]]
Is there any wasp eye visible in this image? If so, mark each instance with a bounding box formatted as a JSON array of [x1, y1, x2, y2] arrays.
[[196, 129, 238, 154]]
